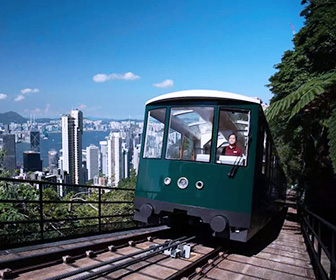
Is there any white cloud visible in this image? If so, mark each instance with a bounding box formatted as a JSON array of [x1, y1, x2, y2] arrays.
[[78, 104, 87, 110], [14, 95, 25, 102], [0, 93, 7, 100], [93, 72, 140, 83], [153, 79, 174, 88], [21, 88, 40, 94], [93, 74, 110, 83], [115, 72, 140, 81]]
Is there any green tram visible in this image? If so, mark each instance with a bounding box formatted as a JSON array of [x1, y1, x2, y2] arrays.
[[134, 90, 287, 242]]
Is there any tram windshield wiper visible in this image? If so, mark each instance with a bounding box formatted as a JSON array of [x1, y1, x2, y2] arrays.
[[227, 156, 243, 178]]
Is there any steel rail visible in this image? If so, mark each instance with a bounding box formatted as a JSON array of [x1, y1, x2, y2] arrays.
[[43, 236, 195, 280], [0, 226, 169, 274], [166, 247, 226, 280], [72, 236, 196, 280]]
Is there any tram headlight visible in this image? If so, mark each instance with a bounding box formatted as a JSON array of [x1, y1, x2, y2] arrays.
[[164, 177, 171, 185], [177, 177, 189, 189], [195, 180, 204, 190]]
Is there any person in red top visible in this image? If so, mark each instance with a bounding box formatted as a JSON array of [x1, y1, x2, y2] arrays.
[[222, 133, 243, 156]]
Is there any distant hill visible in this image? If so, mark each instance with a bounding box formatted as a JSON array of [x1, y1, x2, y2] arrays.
[[35, 118, 58, 123], [87, 116, 143, 122], [0, 111, 143, 124], [0, 111, 27, 124]]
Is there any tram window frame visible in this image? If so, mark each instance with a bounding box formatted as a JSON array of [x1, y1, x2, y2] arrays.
[[143, 108, 167, 159], [165, 106, 215, 163], [262, 130, 267, 174], [215, 108, 251, 167], [267, 143, 273, 180]]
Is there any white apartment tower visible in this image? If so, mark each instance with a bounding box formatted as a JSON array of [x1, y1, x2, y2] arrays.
[[86, 144, 99, 180], [107, 132, 122, 186], [62, 109, 83, 184], [99, 140, 108, 176], [132, 144, 141, 174], [122, 143, 129, 178]]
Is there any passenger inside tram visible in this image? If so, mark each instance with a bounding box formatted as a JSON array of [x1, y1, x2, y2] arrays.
[[216, 109, 250, 166]]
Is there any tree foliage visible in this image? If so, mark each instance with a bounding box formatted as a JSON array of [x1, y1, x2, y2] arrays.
[[266, 0, 336, 217], [0, 170, 137, 248]]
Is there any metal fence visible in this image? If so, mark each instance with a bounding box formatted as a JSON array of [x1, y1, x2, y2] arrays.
[[0, 177, 137, 249], [300, 206, 336, 280]]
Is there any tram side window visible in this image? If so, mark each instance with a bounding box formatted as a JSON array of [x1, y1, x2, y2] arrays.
[[216, 109, 250, 166], [143, 108, 166, 159], [166, 107, 214, 162]]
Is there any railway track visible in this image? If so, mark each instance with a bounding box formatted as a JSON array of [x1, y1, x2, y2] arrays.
[[1, 208, 315, 279], [1, 227, 227, 280]]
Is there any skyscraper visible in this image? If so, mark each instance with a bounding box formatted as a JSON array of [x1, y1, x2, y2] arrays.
[[132, 144, 141, 174], [99, 140, 108, 175], [107, 132, 122, 187], [23, 151, 42, 172], [48, 150, 59, 173], [86, 144, 99, 180], [61, 109, 83, 184], [0, 134, 16, 171], [30, 129, 40, 152], [122, 143, 129, 178]]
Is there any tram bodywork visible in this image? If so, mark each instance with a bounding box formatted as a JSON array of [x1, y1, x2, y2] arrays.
[[134, 90, 286, 242]]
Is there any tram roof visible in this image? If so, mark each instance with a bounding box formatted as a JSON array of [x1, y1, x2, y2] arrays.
[[146, 90, 261, 105]]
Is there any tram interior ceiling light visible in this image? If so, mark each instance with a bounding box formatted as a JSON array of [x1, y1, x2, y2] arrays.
[[177, 177, 189, 189]]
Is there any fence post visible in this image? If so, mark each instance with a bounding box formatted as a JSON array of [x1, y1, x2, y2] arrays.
[[39, 182, 44, 240], [318, 221, 321, 263], [98, 187, 102, 233], [331, 232, 335, 280], [312, 216, 315, 248]]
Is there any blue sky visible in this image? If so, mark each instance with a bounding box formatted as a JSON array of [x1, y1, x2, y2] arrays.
[[0, 0, 304, 119]]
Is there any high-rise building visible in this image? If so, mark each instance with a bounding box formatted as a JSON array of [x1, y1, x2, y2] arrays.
[[134, 133, 142, 146], [30, 129, 40, 152], [23, 151, 42, 172], [125, 128, 133, 177], [99, 140, 108, 175], [48, 150, 59, 173], [82, 161, 88, 184], [122, 143, 129, 178], [0, 134, 16, 171], [61, 109, 83, 184], [86, 144, 99, 180], [132, 144, 141, 174], [107, 132, 122, 186]]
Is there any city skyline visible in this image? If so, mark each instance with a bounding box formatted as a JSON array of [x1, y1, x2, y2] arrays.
[[1, 106, 142, 189], [0, 0, 304, 119]]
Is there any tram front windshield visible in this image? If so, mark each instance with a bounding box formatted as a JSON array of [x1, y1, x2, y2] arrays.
[[166, 107, 214, 162], [143, 106, 250, 166]]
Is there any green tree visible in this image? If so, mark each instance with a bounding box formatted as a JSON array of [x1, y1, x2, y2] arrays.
[[0, 181, 40, 245], [267, 0, 336, 218]]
